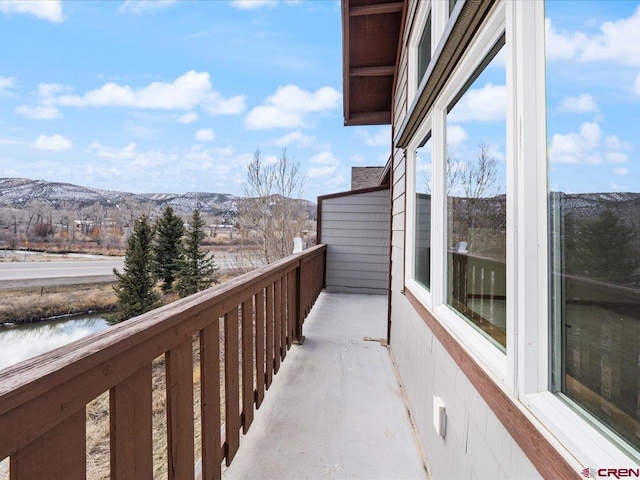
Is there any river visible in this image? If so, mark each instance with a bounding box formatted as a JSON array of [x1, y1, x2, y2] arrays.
[[0, 314, 110, 371]]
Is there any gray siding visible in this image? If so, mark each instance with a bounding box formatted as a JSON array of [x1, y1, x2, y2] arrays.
[[320, 189, 390, 295]]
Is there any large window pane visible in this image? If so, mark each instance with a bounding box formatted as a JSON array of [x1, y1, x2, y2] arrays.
[[547, 1, 640, 452], [446, 39, 507, 350], [414, 135, 432, 289]]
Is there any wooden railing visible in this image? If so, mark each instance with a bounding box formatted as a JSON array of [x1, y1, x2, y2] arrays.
[[0, 244, 326, 480], [449, 251, 507, 347]]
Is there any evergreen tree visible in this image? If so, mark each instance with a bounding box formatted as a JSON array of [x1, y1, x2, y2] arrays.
[[175, 209, 219, 297], [581, 209, 638, 285], [153, 206, 185, 292], [113, 214, 159, 321]]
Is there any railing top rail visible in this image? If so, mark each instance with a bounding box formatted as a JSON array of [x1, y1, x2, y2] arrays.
[[0, 244, 326, 412]]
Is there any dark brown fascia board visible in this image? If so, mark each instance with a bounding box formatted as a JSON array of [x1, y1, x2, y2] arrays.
[[394, 0, 496, 147], [342, 0, 351, 125], [318, 184, 390, 203], [350, 66, 396, 77], [349, 2, 403, 17], [345, 111, 392, 126]]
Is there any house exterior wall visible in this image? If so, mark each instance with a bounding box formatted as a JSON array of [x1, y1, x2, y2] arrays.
[[389, 106, 540, 478], [387, 1, 549, 478], [319, 188, 390, 295]]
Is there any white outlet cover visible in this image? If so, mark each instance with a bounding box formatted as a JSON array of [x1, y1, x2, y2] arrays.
[[433, 396, 447, 437]]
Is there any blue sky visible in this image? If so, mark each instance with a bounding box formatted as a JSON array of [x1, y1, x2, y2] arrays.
[[0, 0, 390, 200]]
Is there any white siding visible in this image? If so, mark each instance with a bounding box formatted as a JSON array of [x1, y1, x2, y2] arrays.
[[321, 189, 390, 295]]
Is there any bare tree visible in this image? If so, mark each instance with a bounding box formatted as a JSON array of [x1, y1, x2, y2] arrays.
[[236, 148, 307, 270]]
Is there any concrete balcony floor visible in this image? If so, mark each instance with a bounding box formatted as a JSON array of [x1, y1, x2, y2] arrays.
[[222, 292, 428, 480]]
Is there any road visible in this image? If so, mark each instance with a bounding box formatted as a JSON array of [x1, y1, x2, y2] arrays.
[[0, 259, 124, 289]]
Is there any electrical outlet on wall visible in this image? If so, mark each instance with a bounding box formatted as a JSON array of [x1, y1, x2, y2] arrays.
[[433, 396, 447, 437]]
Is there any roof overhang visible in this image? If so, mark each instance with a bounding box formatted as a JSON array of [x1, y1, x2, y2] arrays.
[[342, 0, 404, 126]]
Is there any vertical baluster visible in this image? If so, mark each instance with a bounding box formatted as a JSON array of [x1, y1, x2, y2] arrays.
[[288, 269, 297, 344], [200, 318, 221, 480], [10, 409, 86, 480], [280, 274, 288, 357], [241, 298, 254, 433], [110, 364, 153, 480], [274, 279, 282, 372], [166, 338, 195, 480], [224, 308, 240, 464], [266, 284, 275, 387], [255, 289, 266, 406]]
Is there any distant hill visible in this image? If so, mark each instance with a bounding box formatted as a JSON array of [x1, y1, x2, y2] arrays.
[[0, 177, 316, 219], [551, 191, 640, 224]]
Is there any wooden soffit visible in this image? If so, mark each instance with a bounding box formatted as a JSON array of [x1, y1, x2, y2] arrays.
[[342, 0, 404, 126]]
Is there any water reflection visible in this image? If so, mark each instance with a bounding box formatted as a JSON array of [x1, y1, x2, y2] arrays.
[[0, 315, 109, 371]]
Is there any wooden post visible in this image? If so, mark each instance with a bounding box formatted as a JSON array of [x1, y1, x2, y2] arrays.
[[200, 319, 222, 480], [110, 364, 153, 480], [166, 339, 195, 480]]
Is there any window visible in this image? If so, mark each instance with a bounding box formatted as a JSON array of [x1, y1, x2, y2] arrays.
[[449, 0, 459, 16], [445, 37, 507, 351], [414, 134, 432, 289], [546, 1, 640, 453], [417, 12, 432, 84]]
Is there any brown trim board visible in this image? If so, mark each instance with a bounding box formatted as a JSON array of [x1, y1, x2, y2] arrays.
[[404, 289, 579, 480]]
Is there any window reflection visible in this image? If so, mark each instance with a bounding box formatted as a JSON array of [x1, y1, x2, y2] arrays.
[[547, 0, 640, 452], [417, 12, 432, 83], [414, 135, 432, 289], [446, 39, 507, 350]]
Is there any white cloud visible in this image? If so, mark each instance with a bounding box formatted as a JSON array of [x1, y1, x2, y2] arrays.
[[32, 134, 73, 151], [57, 71, 246, 114], [245, 84, 341, 130], [580, 6, 640, 65], [178, 112, 199, 124], [446, 125, 468, 147], [545, 18, 586, 61], [448, 83, 506, 122], [16, 105, 62, 120], [610, 182, 627, 191], [613, 167, 628, 176], [632, 72, 640, 95], [550, 121, 632, 167], [119, 0, 177, 14], [16, 83, 67, 119], [0, 76, 16, 96], [558, 94, 598, 114], [606, 152, 628, 163], [88, 142, 177, 168], [546, 10, 640, 101], [549, 122, 602, 164], [195, 128, 216, 142], [230, 0, 276, 9], [0, 0, 65, 23], [605, 135, 630, 151], [273, 131, 315, 147], [356, 127, 390, 147], [350, 153, 366, 165], [307, 150, 340, 178]]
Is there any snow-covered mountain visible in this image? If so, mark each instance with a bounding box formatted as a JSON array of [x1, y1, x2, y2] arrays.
[[0, 177, 315, 218]]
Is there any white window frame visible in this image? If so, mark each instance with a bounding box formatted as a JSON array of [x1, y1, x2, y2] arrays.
[[405, 116, 433, 310], [404, 0, 640, 466], [408, 1, 432, 102], [511, 0, 640, 467], [405, 1, 511, 387]]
